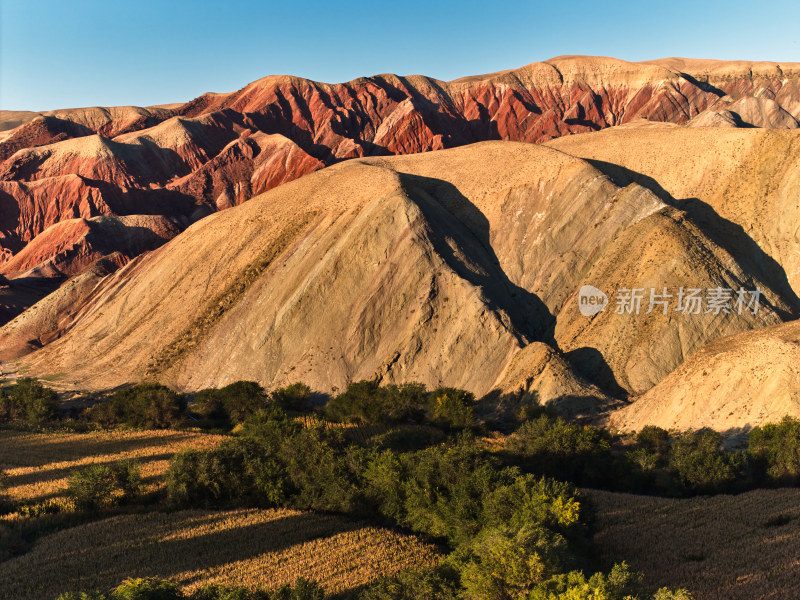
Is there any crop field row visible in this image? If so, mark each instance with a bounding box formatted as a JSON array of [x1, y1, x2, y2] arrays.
[[0, 429, 226, 505], [588, 487, 800, 600], [0, 507, 440, 599]]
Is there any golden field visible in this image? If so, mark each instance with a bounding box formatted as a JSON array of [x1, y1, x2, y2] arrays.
[[0, 507, 440, 599], [0, 429, 226, 505], [588, 488, 800, 600]]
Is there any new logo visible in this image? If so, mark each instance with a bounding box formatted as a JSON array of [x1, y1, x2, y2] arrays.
[[578, 285, 608, 316]]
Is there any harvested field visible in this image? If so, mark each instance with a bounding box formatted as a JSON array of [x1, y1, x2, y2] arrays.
[[0, 429, 226, 504], [588, 488, 800, 600], [0, 507, 440, 598]]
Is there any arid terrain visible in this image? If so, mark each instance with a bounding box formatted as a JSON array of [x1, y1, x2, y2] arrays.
[[2, 54, 800, 600]]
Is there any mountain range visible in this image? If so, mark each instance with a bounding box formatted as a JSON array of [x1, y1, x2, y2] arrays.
[[1, 55, 799, 431]]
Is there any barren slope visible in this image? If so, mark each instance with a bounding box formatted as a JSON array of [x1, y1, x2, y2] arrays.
[[7, 141, 793, 418], [546, 124, 800, 299], [548, 125, 800, 428], [608, 319, 800, 431]]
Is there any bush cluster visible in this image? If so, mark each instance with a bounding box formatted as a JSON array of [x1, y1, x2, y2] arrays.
[[11, 376, 800, 500], [193, 382, 313, 429], [504, 415, 615, 487], [67, 461, 142, 512], [619, 426, 750, 496], [87, 384, 187, 429], [55, 577, 323, 600], [163, 407, 689, 600], [748, 416, 800, 485], [503, 416, 755, 497], [0, 377, 59, 424], [324, 381, 475, 429]]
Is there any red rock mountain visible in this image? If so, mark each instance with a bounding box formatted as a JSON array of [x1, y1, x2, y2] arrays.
[[1, 55, 799, 324]]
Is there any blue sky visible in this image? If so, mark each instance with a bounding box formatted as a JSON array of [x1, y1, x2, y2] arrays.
[[1, 0, 799, 111]]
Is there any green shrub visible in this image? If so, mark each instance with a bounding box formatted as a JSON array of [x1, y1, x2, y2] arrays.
[[461, 524, 573, 599], [167, 406, 367, 512], [67, 461, 141, 511], [279, 425, 367, 512], [324, 381, 474, 428], [110, 578, 183, 600], [194, 381, 267, 428], [505, 415, 613, 486], [325, 380, 387, 424], [636, 426, 670, 456], [395, 444, 504, 545], [360, 566, 459, 600], [748, 416, 800, 484], [369, 425, 446, 451], [54, 578, 324, 600], [426, 387, 475, 429], [166, 439, 288, 508], [269, 579, 324, 600], [0, 377, 59, 423], [527, 562, 643, 600], [88, 384, 186, 429], [166, 409, 293, 508], [668, 430, 746, 494], [325, 381, 429, 425], [367, 443, 583, 549], [189, 585, 261, 600], [270, 383, 314, 413], [481, 474, 583, 537]]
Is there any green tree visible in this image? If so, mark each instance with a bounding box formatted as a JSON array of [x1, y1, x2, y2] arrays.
[[527, 562, 642, 600], [111, 578, 183, 600], [194, 381, 267, 427], [270, 383, 314, 413], [461, 525, 572, 599], [668, 430, 745, 494], [0, 378, 59, 423], [426, 387, 475, 429], [360, 567, 459, 600], [748, 416, 800, 484], [88, 384, 186, 429], [67, 461, 141, 511], [505, 415, 613, 485]]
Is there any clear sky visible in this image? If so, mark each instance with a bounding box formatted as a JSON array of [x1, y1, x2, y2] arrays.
[[2, 0, 799, 111]]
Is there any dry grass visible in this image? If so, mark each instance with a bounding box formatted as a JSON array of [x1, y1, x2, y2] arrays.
[[0, 429, 225, 505], [0, 507, 440, 599], [588, 488, 800, 600]]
